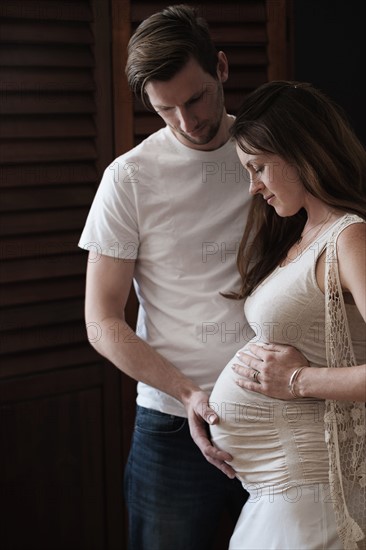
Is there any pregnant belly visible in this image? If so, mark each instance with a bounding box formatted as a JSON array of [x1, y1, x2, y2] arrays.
[[209, 353, 329, 490]]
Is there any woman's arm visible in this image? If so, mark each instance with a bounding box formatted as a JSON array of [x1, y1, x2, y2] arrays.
[[233, 344, 366, 402], [232, 222, 366, 402]]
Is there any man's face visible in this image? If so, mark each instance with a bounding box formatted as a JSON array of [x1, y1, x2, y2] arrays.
[[145, 55, 228, 150]]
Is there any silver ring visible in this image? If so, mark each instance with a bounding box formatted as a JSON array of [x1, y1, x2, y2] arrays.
[[253, 369, 260, 383]]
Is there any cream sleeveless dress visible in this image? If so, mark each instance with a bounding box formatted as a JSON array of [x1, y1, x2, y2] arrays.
[[210, 215, 366, 550]]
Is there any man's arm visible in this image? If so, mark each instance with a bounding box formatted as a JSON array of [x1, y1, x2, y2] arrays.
[[85, 253, 236, 477]]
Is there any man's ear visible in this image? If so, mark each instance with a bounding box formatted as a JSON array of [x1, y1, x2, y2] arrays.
[[217, 51, 229, 83]]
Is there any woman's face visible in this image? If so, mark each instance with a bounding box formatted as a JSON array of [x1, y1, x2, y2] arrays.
[[236, 145, 306, 217]]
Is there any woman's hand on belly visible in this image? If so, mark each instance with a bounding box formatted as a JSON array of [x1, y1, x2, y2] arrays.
[[233, 343, 310, 399]]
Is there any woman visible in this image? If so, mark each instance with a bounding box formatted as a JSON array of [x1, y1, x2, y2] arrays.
[[209, 81, 366, 550]]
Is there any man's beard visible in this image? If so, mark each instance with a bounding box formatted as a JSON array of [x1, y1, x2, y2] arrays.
[[172, 83, 225, 146], [174, 117, 222, 145]]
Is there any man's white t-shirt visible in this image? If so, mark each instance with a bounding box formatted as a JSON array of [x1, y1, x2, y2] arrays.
[[79, 125, 253, 416]]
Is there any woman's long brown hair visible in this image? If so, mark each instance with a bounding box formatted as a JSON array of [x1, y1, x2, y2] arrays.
[[228, 81, 366, 299]]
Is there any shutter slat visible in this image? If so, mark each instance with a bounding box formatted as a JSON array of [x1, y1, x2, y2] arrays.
[[225, 48, 268, 66], [0, 254, 87, 284], [0, 68, 94, 92], [0, 163, 97, 188], [1, 93, 95, 115], [131, 2, 266, 23], [0, 45, 94, 67], [1, 116, 96, 139], [0, 345, 97, 379], [1, 277, 86, 307], [1, 186, 94, 210], [0, 20, 93, 44], [211, 26, 267, 44], [1, 209, 90, 235], [0, 1, 92, 22], [227, 70, 268, 90], [0, 367, 103, 403], [0, 322, 87, 355], [1, 233, 83, 259], [2, 299, 85, 331], [0, 139, 97, 164]]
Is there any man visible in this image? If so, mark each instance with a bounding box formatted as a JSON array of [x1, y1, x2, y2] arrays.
[[79, 5, 302, 549]]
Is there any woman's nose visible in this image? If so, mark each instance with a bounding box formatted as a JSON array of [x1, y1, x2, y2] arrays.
[[249, 176, 264, 196]]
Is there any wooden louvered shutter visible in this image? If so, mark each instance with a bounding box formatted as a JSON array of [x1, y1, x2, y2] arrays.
[[0, 2, 124, 548]]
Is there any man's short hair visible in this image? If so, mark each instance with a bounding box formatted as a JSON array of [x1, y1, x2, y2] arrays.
[[125, 4, 218, 109]]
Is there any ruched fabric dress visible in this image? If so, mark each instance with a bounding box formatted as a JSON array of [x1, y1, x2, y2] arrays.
[[210, 215, 366, 550]]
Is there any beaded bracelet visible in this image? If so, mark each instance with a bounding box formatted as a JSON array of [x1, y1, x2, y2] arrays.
[[288, 366, 306, 398]]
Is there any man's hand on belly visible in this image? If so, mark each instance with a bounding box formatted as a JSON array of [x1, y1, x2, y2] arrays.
[[184, 389, 237, 478]]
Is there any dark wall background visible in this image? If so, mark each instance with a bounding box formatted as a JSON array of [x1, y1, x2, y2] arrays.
[[293, 0, 365, 145]]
